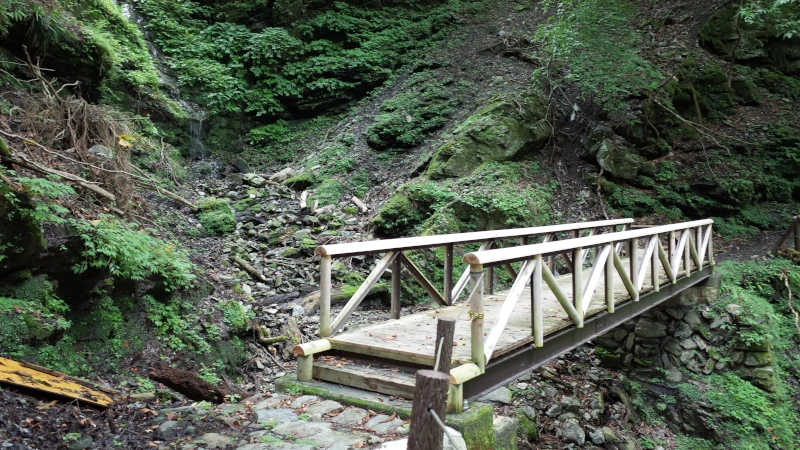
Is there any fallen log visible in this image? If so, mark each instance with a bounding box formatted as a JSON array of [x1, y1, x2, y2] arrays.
[[259, 291, 300, 306], [232, 256, 267, 282], [350, 195, 368, 213], [300, 282, 389, 315], [1, 153, 117, 202], [147, 362, 244, 403]]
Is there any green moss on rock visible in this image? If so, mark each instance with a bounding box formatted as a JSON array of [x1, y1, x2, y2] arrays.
[[197, 197, 235, 236], [283, 172, 315, 190], [426, 92, 550, 179], [445, 401, 495, 450]]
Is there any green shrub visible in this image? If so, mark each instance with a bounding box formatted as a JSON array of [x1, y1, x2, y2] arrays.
[[197, 197, 236, 236], [366, 72, 461, 149], [373, 162, 554, 236], [222, 301, 249, 335]]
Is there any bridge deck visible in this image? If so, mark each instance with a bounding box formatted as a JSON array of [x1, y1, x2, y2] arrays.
[[324, 256, 685, 374]]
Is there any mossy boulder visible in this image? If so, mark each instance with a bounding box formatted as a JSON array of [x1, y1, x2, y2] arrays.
[[591, 138, 645, 181], [197, 197, 235, 236], [0, 276, 70, 352], [371, 193, 428, 237], [283, 172, 315, 190], [731, 77, 761, 105], [445, 401, 496, 450], [0, 185, 47, 277], [426, 93, 550, 179], [515, 406, 538, 441]]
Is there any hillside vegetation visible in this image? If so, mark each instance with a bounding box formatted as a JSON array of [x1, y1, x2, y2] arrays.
[[0, 0, 799, 448]]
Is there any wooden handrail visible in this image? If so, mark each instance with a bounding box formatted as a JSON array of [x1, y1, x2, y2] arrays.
[[459, 219, 715, 364], [315, 219, 634, 257], [316, 219, 635, 338], [771, 215, 800, 255], [463, 219, 714, 266]]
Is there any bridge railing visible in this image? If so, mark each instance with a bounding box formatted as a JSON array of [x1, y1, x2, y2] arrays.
[[313, 218, 634, 337], [460, 219, 715, 372]]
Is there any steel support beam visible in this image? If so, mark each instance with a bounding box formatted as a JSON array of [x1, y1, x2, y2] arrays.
[[463, 267, 711, 400]]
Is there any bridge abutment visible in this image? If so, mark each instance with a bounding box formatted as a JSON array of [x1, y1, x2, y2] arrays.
[[594, 272, 778, 435]]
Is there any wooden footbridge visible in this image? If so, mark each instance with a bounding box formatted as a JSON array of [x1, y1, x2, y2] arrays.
[[292, 219, 714, 413]]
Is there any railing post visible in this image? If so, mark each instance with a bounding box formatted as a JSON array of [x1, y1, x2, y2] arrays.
[[652, 235, 659, 292], [391, 255, 402, 320], [573, 246, 584, 327], [684, 230, 691, 277], [532, 255, 543, 347], [629, 238, 639, 301], [708, 226, 715, 272], [470, 264, 485, 373], [605, 243, 614, 313], [444, 244, 454, 305], [320, 255, 332, 338], [669, 231, 676, 264], [794, 220, 799, 252]]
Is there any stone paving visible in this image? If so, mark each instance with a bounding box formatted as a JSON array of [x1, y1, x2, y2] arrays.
[[164, 393, 410, 450]]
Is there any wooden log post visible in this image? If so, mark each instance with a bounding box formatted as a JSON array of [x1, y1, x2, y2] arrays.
[[532, 255, 543, 347], [392, 255, 402, 320], [407, 370, 450, 450], [320, 255, 332, 338], [469, 264, 485, 372], [444, 244, 454, 305], [434, 319, 456, 374], [297, 355, 313, 382], [573, 246, 584, 321], [629, 238, 639, 301]]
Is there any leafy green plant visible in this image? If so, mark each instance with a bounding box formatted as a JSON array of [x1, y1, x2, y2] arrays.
[[197, 197, 236, 236], [365, 72, 461, 150], [71, 217, 195, 291], [533, 0, 661, 111]]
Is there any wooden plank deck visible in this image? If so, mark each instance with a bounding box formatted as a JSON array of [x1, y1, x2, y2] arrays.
[[325, 257, 690, 367]]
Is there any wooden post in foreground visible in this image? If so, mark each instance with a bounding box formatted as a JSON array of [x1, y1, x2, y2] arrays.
[[434, 319, 456, 374], [391, 256, 402, 320], [469, 264, 485, 372], [320, 255, 332, 338], [407, 370, 449, 450]]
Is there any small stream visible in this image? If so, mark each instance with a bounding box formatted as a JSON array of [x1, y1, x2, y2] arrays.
[[119, 1, 208, 161]]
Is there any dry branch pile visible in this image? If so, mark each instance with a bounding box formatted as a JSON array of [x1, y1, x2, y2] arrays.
[[1, 50, 194, 215]]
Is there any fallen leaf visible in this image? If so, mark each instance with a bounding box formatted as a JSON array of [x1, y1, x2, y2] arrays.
[[167, 413, 178, 421], [380, 413, 396, 423]]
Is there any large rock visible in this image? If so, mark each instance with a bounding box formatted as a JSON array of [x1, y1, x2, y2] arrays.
[[426, 93, 550, 179], [591, 138, 646, 181], [515, 406, 538, 441], [635, 320, 667, 338], [480, 386, 513, 405], [561, 419, 585, 446], [269, 168, 297, 183]]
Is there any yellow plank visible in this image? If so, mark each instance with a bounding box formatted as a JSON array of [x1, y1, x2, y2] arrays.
[[0, 357, 114, 407]]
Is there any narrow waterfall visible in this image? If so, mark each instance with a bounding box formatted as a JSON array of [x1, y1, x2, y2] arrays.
[[120, 1, 207, 160], [188, 110, 206, 160]]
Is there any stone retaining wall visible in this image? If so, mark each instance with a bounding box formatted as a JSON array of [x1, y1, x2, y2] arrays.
[[594, 273, 777, 435]]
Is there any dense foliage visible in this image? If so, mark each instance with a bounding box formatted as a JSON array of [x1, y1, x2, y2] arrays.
[[130, 0, 484, 117]]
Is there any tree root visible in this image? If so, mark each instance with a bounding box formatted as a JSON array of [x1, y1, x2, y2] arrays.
[[256, 325, 287, 345]]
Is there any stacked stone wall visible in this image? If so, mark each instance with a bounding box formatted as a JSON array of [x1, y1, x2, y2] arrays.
[[594, 273, 777, 435]]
